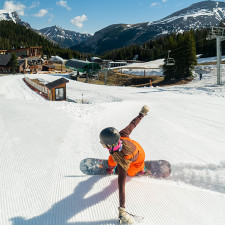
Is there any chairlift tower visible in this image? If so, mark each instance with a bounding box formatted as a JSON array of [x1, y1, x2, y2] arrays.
[[206, 27, 225, 85]]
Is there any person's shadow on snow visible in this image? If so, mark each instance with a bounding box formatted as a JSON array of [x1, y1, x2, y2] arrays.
[[10, 176, 122, 225]]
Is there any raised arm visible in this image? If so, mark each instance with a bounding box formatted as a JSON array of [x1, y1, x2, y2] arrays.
[[119, 114, 144, 137], [119, 105, 149, 138]]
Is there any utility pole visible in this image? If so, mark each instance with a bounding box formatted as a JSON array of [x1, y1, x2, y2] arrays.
[[104, 69, 108, 85], [104, 63, 110, 85], [206, 27, 225, 85], [217, 36, 222, 85]]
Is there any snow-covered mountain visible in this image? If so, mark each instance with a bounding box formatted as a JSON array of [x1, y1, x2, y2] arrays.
[[73, 1, 225, 54], [149, 0, 225, 31], [0, 10, 31, 29], [0, 11, 91, 48], [1, 1, 225, 53], [38, 26, 92, 48]]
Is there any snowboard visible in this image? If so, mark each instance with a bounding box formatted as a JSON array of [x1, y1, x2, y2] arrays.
[[80, 158, 171, 178]]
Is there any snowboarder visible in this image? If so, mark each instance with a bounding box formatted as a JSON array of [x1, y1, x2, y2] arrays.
[[199, 73, 202, 80], [99, 105, 149, 224]]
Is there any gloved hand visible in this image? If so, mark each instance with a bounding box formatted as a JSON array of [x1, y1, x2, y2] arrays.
[[106, 165, 117, 175], [118, 207, 134, 224], [140, 105, 149, 116]]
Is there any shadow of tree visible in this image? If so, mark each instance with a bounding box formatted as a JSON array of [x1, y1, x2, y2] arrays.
[[10, 176, 119, 225]]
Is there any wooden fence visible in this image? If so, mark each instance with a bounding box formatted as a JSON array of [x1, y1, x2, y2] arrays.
[[23, 77, 49, 99]]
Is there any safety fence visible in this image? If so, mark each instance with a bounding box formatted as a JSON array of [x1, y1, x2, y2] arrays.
[[23, 77, 48, 99]]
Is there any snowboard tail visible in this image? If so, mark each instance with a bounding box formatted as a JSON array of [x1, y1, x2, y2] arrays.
[[80, 158, 171, 178]]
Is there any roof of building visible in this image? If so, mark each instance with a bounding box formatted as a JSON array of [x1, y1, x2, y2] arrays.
[[65, 59, 94, 69], [18, 57, 42, 61], [43, 65, 55, 69], [49, 56, 64, 62], [7, 46, 42, 52], [91, 57, 102, 61], [0, 54, 11, 66], [45, 78, 69, 89], [17, 57, 43, 65]]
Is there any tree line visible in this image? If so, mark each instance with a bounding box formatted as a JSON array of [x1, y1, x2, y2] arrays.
[[102, 25, 225, 80], [2, 20, 225, 80], [0, 21, 81, 59], [102, 28, 222, 61]]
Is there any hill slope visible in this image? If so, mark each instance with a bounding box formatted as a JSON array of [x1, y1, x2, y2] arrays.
[[0, 21, 80, 59], [0, 61, 225, 224]]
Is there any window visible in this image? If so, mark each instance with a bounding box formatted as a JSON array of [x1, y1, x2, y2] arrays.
[[55, 88, 64, 100]]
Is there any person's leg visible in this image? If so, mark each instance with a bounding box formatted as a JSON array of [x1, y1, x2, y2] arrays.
[[127, 149, 145, 177], [108, 155, 117, 167]]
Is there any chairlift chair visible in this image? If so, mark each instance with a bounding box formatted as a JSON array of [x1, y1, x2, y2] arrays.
[[166, 50, 175, 66], [166, 58, 175, 66]]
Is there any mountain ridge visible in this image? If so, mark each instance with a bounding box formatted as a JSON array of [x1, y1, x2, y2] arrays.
[[0, 10, 31, 29], [0, 11, 91, 48], [72, 1, 225, 54], [38, 26, 92, 48], [1, 1, 225, 54]]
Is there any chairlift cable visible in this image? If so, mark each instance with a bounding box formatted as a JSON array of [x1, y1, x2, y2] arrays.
[[143, 38, 217, 62]]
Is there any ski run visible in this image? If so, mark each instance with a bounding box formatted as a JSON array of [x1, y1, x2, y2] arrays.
[[0, 58, 225, 225]]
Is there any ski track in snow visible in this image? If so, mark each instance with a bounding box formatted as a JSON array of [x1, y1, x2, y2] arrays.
[[0, 63, 225, 225]]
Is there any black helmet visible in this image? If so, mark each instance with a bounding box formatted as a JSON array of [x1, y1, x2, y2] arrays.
[[100, 127, 120, 146]]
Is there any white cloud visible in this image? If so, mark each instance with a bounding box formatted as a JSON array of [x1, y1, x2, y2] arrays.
[[162, 0, 167, 2], [34, 9, 48, 17], [70, 14, 88, 28], [151, 2, 158, 7], [29, 1, 40, 9], [3, 1, 26, 16], [56, 0, 71, 11]]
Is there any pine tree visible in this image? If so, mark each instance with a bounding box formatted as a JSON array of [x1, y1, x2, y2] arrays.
[[9, 53, 18, 74], [219, 19, 225, 27], [0, 20, 83, 60], [163, 31, 197, 81], [183, 31, 197, 77]]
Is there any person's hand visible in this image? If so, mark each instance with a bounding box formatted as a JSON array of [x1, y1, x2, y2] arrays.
[[140, 105, 149, 116], [118, 207, 134, 224], [106, 168, 114, 174], [106, 165, 116, 174]]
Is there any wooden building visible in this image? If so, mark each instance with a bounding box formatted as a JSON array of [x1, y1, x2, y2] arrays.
[[7, 46, 42, 58], [0, 50, 7, 55], [45, 78, 69, 101], [24, 77, 69, 101], [18, 57, 44, 73], [109, 61, 127, 68], [0, 54, 12, 73], [42, 65, 55, 71]]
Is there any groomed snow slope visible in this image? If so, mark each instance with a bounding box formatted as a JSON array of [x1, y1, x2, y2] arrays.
[[0, 65, 225, 225]]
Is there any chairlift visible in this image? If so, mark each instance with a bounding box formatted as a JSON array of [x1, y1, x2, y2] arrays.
[[166, 50, 175, 66], [166, 58, 175, 66]]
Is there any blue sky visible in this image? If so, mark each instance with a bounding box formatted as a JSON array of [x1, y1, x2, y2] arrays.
[[0, 0, 216, 34]]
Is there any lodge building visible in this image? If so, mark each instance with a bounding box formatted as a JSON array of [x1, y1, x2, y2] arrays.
[[7, 46, 42, 58]]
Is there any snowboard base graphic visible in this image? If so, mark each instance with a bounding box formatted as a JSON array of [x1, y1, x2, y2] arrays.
[[80, 158, 171, 178]]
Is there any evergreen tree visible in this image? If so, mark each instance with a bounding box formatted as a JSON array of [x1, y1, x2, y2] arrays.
[[219, 19, 225, 27], [102, 28, 216, 61], [0, 20, 83, 60], [9, 53, 18, 74], [163, 31, 197, 80]]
